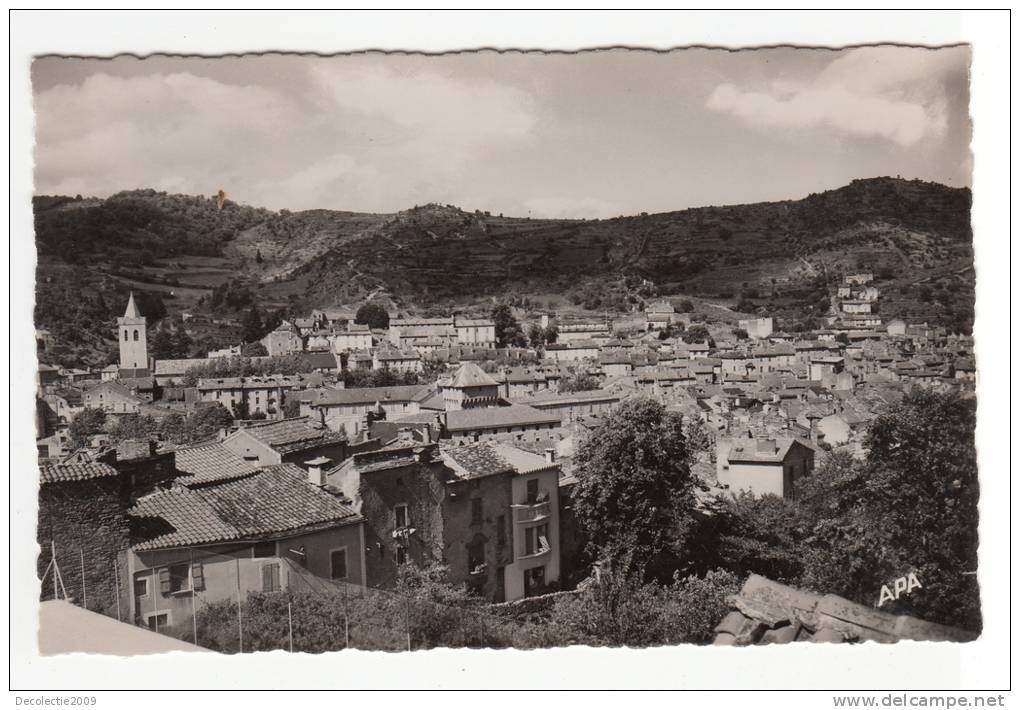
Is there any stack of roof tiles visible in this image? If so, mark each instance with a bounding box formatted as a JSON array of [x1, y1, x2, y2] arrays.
[[713, 574, 977, 645]]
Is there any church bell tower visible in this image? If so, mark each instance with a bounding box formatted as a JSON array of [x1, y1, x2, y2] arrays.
[[117, 292, 148, 372]]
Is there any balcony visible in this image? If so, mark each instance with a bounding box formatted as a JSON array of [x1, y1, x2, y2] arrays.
[[518, 544, 552, 561], [511, 500, 550, 525]]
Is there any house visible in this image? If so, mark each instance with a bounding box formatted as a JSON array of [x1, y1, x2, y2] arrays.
[[301, 384, 437, 438], [221, 416, 349, 469], [556, 322, 610, 343], [716, 433, 816, 500], [372, 347, 423, 374], [841, 300, 873, 315], [127, 464, 365, 631], [261, 321, 304, 357], [38, 364, 62, 388], [544, 341, 600, 363], [738, 317, 774, 340], [312, 308, 357, 330], [495, 367, 553, 399], [42, 387, 83, 425], [510, 389, 621, 424], [330, 324, 373, 352], [844, 273, 874, 285], [37, 442, 180, 614], [644, 301, 675, 331], [454, 318, 496, 348], [82, 381, 145, 414], [886, 319, 907, 336], [439, 362, 501, 410], [196, 376, 287, 419], [325, 441, 561, 601], [443, 405, 562, 444]]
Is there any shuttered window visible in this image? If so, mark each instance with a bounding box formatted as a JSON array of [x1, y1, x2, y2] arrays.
[[191, 562, 205, 592], [330, 548, 348, 580], [261, 563, 281, 592]]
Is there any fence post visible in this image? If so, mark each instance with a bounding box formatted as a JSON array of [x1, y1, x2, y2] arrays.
[[404, 594, 411, 652], [112, 557, 122, 621], [235, 557, 243, 653], [79, 548, 87, 609], [287, 601, 294, 653], [50, 542, 58, 600], [190, 550, 199, 647]]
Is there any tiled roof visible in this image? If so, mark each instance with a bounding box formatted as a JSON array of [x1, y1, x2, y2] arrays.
[[714, 574, 976, 645], [237, 417, 347, 454], [491, 444, 558, 475], [724, 436, 814, 464], [40, 462, 120, 484], [441, 443, 515, 480], [173, 443, 258, 486], [445, 405, 561, 432], [132, 464, 359, 551], [450, 362, 498, 388], [131, 486, 240, 550], [309, 384, 434, 406]]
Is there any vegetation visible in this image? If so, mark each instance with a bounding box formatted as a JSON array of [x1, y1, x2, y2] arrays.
[[491, 304, 527, 348], [355, 303, 390, 330]]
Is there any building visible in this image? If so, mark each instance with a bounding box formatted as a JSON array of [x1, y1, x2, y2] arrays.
[[716, 434, 816, 500], [127, 464, 365, 631], [330, 324, 373, 352], [301, 384, 438, 438], [544, 341, 601, 363], [326, 441, 561, 601], [221, 416, 349, 469], [82, 381, 145, 414], [117, 292, 149, 372], [510, 389, 621, 424], [454, 318, 496, 348], [443, 405, 562, 444], [373, 347, 423, 374], [738, 317, 774, 340], [439, 363, 501, 410], [196, 376, 287, 419], [261, 321, 304, 357]]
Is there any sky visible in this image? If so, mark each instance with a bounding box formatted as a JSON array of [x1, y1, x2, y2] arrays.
[[32, 46, 972, 218]]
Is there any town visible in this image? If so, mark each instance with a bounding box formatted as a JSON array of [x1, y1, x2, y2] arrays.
[[35, 265, 979, 651]]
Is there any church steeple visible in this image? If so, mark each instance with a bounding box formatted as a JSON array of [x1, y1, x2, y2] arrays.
[[123, 291, 140, 319], [116, 292, 148, 373]]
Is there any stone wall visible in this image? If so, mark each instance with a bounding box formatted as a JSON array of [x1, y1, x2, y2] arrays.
[[37, 478, 131, 618]]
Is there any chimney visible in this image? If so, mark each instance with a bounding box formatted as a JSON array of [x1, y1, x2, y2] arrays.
[[305, 456, 331, 486], [544, 448, 556, 464]]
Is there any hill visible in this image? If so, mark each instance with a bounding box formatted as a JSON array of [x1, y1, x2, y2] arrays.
[[33, 178, 974, 368]]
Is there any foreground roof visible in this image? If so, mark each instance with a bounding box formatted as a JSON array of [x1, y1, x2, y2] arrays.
[[172, 442, 258, 486], [131, 464, 359, 551], [39, 600, 210, 656], [234, 416, 347, 454], [40, 462, 119, 484]]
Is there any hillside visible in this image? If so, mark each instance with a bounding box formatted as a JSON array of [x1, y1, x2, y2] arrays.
[[33, 178, 974, 367]]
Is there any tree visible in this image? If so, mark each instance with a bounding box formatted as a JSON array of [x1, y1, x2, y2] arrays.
[[527, 323, 545, 349], [571, 397, 700, 578], [241, 341, 268, 357], [682, 324, 710, 344], [68, 408, 107, 449], [355, 303, 390, 330], [543, 325, 559, 344], [835, 332, 849, 345], [188, 403, 235, 441], [491, 304, 526, 348], [732, 328, 749, 340], [255, 248, 263, 264], [241, 305, 264, 344], [108, 414, 159, 443], [282, 397, 301, 418], [559, 371, 601, 393], [678, 299, 695, 313]]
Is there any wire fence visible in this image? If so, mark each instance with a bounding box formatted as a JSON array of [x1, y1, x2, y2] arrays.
[[39, 540, 576, 654]]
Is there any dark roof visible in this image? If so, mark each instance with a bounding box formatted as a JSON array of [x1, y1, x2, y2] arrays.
[[445, 405, 562, 432], [235, 417, 347, 455], [173, 443, 259, 486], [132, 464, 359, 551], [449, 362, 498, 388], [440, 443, 515, 480], [40, 462, 120, 484]]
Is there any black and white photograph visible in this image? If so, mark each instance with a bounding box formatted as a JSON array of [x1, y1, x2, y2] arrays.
[[9, 9, 1012, 700]]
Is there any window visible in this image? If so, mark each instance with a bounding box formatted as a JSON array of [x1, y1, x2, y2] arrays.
[[159, 564, 192, 594], [123, 330, 128, 342], [395, 545, 407, 565], [524, 566, 546, 597], [394, 503, 409, 529], [471, 498, 483, 525], [525, 524, 549, 556], [145, 612, 169, 631], [526, 479, 539, 504], [252, 541, 276, 558], [261, 563, 281, 592], [134, 576, 149, 598], [496, 515, 506, 547], [133, 329, 139, 342], [330, 548, 348, 580]]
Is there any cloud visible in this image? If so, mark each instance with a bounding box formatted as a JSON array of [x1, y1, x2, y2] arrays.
[[705, 47, 968, 147], [308, 64, 536, 144]]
